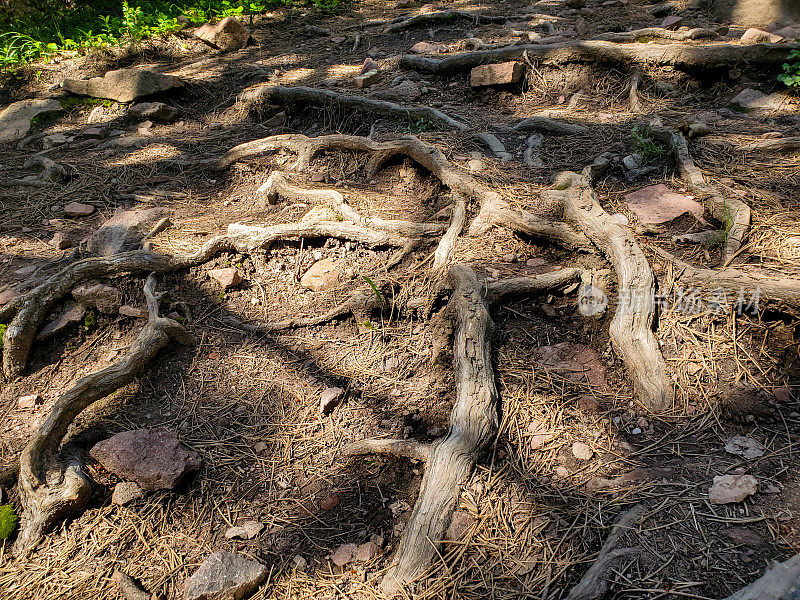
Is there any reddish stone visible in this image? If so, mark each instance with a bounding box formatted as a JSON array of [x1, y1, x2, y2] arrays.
[[661, 15, 683, 29], [64, 202, 95, 217], [320, 494, 340, 511], [195, 16, 249, 51], [740, 28, 783, 44], [470, 62, 524, 87], [208, 267, 242, 289]]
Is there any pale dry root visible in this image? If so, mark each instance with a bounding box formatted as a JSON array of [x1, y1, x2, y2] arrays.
[[13, 275, 195, 556], [552, 168, 673, 411], [723, 552, 800, 600], [566, 504, 645, 600], [344, 438, 431, 462], [594, 27, 718, 42], [738, 136, 800, 153]]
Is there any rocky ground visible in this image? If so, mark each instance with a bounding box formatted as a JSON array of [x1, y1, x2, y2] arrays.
[[1, 0, 800, 599]]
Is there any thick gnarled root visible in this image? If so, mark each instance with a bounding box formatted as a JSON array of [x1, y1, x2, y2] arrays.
[[14, 276, 194, 556]]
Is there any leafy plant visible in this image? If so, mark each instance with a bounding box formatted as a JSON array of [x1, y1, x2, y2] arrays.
[[778, 49, 800, 90], [0, 505, 18, 541], [0, 323, 6, 350], [631, 126, 664, 164], [362, 275, 386, 308]]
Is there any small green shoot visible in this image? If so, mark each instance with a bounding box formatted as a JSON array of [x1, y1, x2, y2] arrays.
[[0, 323, 6, 350], [631, 126, 664, 165], [0, 505, 18, 541], [362, 276, 385, 308]]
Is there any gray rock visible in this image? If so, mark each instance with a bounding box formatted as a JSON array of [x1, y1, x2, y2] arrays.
[[184, 552, 267, 600], [725, 435, 765, 460], [64, 201, 95, 217], [90, 429, 201, 491], [129, 102, 179, 123], [72, 282, 122, 314], [709, 474, 758, 504], [24, 155, 66, 182], [62, 69, 184, 103], [195, 17, 250, 51], [42, 133, 70, 149], [111, 481, 145, 506], [83, 206, 169, 256], [0, 99, 63, 143], [37, 304, 85, 340], [319, 386, 344, 414], [375, 79, 421, 101]]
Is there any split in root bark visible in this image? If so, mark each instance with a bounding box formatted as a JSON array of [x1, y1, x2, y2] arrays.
[[13, 275, 194, 556]]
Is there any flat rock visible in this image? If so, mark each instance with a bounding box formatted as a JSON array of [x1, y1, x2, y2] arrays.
[[62, 69, 184, 103], [83, 206, 169, 256], [119, 305, 149, 318], [375, 79, 422, 101], [410, 41, 442, 54], [360, 57, 379, 74], [578, 395, 601, 414], [331, 543, 358, 567], [534, 342, 610, 392], [18, 394, 41, 410], [90, 428, 201, 491], [184, 551, 267, 600], [470, 61, 524, 87], [571, 441, 593, 460], [301, 258, 341, 291], [49, 230, 79, 250], [354, 70, 380, 89], [224, 520, 264, 540], [732, 88, 794, 113], [0, 99, 63, 143], [709, 474, 758, 504], [661, 15, 683, 29], [727, 526, 763, 546], [195, 17, 250, 51], [72, 282, 122, 314], [355, 541, 382, 561], [527, 419, 555, 450], [446, 510, 475, 540], [208, 267, 242, 289], [128, 102, 179, 123], [319, 386, 344, 414], [63, 201, 95, 217], [111, 481, 145, 506], [624, 184, 703, 224], [740, 28, 783, 44], [37, 304, 85, 340], [724, 435, 765, 460]]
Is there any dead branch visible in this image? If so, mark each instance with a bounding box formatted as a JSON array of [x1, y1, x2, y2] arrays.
[[400, 40, 797, 74], [593, 27, 718, 42], [433, 193, 467, 270], [629, 71, 643, 113], [237, 85, 469, 131], [555, 169, 673, 411], [344, 438, 431, 462], [483, 268, 582, 305], [382, 265, 498, 593], [382, 9, 507, 34], [566, 504, 645, 600], [14, 275, 194, 556]]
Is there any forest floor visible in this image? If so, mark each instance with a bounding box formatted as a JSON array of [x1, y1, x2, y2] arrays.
[[1, 0, 800, 599]]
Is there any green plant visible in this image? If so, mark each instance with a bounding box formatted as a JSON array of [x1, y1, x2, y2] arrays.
[[362, 275, 385, 308], [83, 310, 97, 332], [0, 323, 6, 350], [778, 49, 800, 90], [0, 505, 18, 541], [631, 126, 664, 164]]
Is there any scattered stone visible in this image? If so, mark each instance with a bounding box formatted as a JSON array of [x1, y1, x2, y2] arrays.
[[577, 395, 601, 414], [18, 394, 41, 410], [360, 57, 379, 74], [24, 155, 67, 182], [732, 87, 767, 109], [354, 69, 380, 89], [470, 61, 523, 87], [446, 510, 475, 540], [49, 231, 79, 250], [774, 26, 800, 39], [376, 79, 422, 101], [301, 258, 341, 291], [62, 69, 184, 103], [527, 419, 555, 450], [87, 105, 109, 124], [319, 386, 345, 414], [687, 122, 711, 138], [650, 2, 675, 16], [727, 526, 763, 547], [42, 133, 70, 149], [661, 15, 683, 29], [724, 436, 765, 460], [225, 520, 264, 540], [0, 99, 63, 143], [410, 41, 441, 53], [111, 481, 145, 506], [195, 16, 250, 51], [128, 102, 178, 123], [63, 201, 95, 217], [534, 342, 611, 392], [137, 120, 154, 135], [624, 184, 703, 224], [84, 206, 169, 256], [119, 305, 149, 319], [79, 126, 105, 139], [631, 427, 642, 435], [740, 28, 783, 44], [332, 543, 358, 567], [709, 474, 758, 504], [320, 494, 340, 510], [72, 282, 122, 314], [184, 552, 267, 600], [208, 267, 242, 289], [773, 386, 792, 403], [90, 428, 202, 491], [355, 541, 382, 561], [37, 304, 85, 340], [731, 88, 793, 113], [467, 158, 485, 173], [264, 111, 286, 127], [292, 555, 307, 569], [555, 465, 569, 478], [571, 441, 593, 461]]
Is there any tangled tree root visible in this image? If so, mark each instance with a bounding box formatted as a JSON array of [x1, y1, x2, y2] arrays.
[[723, 552, 800, 600], [400, 40, 797, 74], [566, 504, 645, 600], [552, 167, 673, 411], [14, 275, 194, 556]]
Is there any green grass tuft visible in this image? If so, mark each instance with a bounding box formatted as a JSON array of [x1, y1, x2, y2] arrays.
[[0, 505, 18, 541]]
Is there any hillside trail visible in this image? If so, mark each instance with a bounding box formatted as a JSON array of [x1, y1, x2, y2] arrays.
[[1, 0, 800, 599]]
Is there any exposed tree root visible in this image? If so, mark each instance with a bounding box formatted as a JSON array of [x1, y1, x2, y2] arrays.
[[594, 27, 718, 42], [237, 85, 469, 131], [657, 128, 750, 265], [14, 275, 194, 556], [738, 136, 800, 153], [565, 504, 644, 600], [514, 115, 588, 135], [723, 552, 800, 600], [523, 133, 544, 167], [553, 168, 673, 411], [209, 133, 587, 252], [483, 267, 582, 305], [474, 132, 512, 161], [400, 40, 796, 74], [381, 9, 508, 34], [628, 71, 643, 113], [433, 193, 467, 270], [344, 438, 431, 462]]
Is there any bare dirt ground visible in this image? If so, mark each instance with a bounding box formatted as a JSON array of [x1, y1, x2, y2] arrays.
[[1, 0, 800, 598]]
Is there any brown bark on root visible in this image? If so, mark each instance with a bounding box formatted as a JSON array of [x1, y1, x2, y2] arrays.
[[209, 133, 587, 252], [14, 275, 194, 556], [400, 40, 797, 74], [237, 85, 469, 131], [566, 504, 645, 600], [555, 169, 673, 412]]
